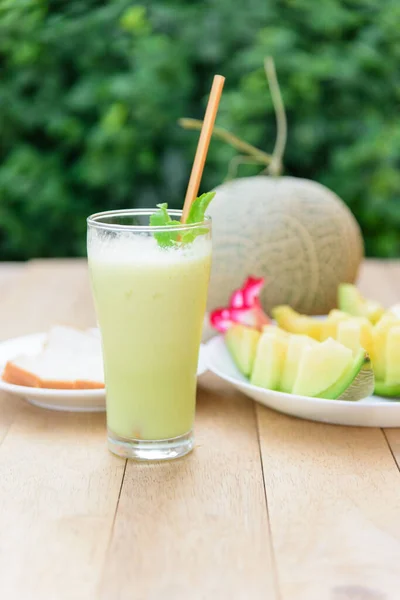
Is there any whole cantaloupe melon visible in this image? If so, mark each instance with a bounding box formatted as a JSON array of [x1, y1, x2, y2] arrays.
[[182, 58, 364, 326], [207, 175, 363, 316]]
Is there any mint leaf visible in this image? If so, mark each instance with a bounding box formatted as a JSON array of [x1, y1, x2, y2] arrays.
[[150, 193, 216, 248], [150, 203, 180, 247], [182, 191, 215, 244], [186, 191, 215, 224]]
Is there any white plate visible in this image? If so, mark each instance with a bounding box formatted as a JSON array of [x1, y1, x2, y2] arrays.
[[206, 335, 400, 428], [0, 333, 208, 413]]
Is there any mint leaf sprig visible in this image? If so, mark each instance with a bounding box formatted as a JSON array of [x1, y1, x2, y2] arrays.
[[149, 203, 180, 247], [150, 191, 215, 248]]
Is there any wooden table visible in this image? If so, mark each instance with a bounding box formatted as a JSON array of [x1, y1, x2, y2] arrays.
[[0, 259, 400, 600]]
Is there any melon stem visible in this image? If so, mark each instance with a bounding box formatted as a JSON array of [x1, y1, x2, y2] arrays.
[[178, 56, 288, 178], [264, 57, 287, 177], [178, 118, 271, 167]]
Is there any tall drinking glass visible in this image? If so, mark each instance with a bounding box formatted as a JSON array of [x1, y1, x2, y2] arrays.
[[87, 210, 211, 461]]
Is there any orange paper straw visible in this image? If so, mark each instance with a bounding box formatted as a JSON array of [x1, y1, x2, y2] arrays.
[[181, 74, 225, 223]]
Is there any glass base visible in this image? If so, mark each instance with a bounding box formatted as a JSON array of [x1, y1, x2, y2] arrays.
[[107, 430, 194, 461]]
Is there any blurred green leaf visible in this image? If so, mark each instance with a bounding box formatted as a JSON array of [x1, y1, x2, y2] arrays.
[[0, 0, 398, 259], [120, 5, 150, 35]]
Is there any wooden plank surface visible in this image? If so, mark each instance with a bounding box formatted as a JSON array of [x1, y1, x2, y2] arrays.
[[358, 260, 400, 457], [0, 408, 124, 600], [0, 260, 277, 599], [0, 260, 124, 599], [0, 259, 96, 341], [359, 260, 400, 591], [257, 407, 400, 600], [0, 262, 25, 290], [100, 383, 277, 600], [0, 259, 399, 600], [255, 259, 400, 600]]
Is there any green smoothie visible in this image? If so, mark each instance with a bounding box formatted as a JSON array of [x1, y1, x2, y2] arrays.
[[88, 233, 211, 441]]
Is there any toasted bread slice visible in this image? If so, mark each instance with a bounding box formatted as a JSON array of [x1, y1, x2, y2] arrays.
[[2, 326, 104, 390]]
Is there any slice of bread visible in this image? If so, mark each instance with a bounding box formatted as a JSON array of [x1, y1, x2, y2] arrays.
[[2, 326, 105, 390]]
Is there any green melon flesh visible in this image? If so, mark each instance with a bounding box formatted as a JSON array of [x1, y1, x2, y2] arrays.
[[250, 330, 287, 390], [371, 315, 399, 382], [318, 348, 374, 401], [338, 284, 385, 324], [385, 326, 400, 387], [280, 335, 316, 393], [337, 321, 363, 356], [337, 318, 373, 357], [272, 306, 322, 339], [225, 325, 261, 377], [292, 338, 353, 397], [327, 309, 352, 322], [273, 305, 350, 342], [374, 380, 400, 398]]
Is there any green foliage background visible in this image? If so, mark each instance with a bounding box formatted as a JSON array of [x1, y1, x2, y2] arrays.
[[0, 0, 399, 259]]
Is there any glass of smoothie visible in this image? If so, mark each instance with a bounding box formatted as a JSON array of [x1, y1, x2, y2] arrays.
[[87, 209, 212, 461]]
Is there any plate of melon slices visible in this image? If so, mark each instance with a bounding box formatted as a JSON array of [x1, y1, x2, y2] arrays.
[[206, 283, 400, 428]]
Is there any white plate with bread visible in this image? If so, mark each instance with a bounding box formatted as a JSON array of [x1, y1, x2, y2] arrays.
[[0, 326, 209, 412]]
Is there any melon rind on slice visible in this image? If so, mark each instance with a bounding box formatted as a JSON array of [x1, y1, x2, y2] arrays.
[[292, 338, 353, 398], [224, 325, 374, 401], [320, 348, 374, 401], [374, 381, 400, 398]]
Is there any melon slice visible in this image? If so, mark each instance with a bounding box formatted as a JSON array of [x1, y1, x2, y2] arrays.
[[318, 320, 341, 342], [280, 334, 317, 393], [337, 318, 373, 357], [224, 326, 374, 401], [272, 306, 335, 341], [273, 306, 352, 342], [373, 319, 400, 397], [322, 309, 353, 341], [327, 309, 352, 323], [261, 324, 288, 337], [338, 284, 385, 324], [225, 325, 261, 377], [384, 326, 400, 387], [272, 306, 319, 338], [374, 381, 400, 397], [337, 321, 362, 356], [292, 338, 353, 397], [371, 314, 400, 382], [318, 348, 374, 401], [250, 329, 288, 390]]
